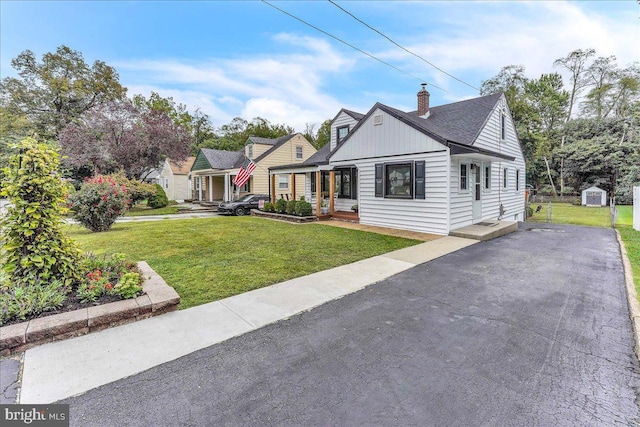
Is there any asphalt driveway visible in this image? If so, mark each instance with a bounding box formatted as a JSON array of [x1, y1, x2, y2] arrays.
[[64, 223, 639, 426]]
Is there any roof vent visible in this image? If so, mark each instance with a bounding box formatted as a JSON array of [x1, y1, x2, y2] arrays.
[[373, 114, 383, 126]]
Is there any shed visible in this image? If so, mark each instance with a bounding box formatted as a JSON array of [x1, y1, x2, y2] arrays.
[[581, 186, 607, 206]]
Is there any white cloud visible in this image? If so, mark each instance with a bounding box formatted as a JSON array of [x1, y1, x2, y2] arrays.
[[115, 34, 353, 130]]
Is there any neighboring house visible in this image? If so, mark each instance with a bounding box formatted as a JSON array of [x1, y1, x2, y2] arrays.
[[270, 85, 526, 235], [190, 133, 316, 202], [158, 157, 195, 202]]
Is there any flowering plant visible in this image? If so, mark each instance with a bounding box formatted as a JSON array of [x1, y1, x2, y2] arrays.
[[68, 175, 131, 232]]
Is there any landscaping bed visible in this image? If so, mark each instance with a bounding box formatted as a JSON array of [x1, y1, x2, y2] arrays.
[[0, 262, 179, 356], [251, 209, 317, 223]]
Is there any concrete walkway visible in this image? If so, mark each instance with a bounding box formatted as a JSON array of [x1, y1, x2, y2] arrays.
[[19, 236, 477, 404]]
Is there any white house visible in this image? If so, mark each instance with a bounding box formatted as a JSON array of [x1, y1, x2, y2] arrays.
[[158, 157, 195, 202], [270, 86, 526, 236], [581, 186, 607, 206]]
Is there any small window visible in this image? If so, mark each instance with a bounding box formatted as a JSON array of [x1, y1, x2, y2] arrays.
[[195, 177, 200, 190], [248, 144, 253, 159], [501, 112, 506, 140], [503, 168, 508, 189], [296, 145, 303, 160], [337, 125, 349, 143], [460, 164, 468, 191], [278, 175, 288, 189], [385, 163, 413, 198], [516, 169, 520, 191], [484, 165, 491, 190]]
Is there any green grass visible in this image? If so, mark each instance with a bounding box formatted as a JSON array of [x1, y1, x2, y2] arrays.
[[124, 205, 180, 216], [67, 217, 419, 309], [616, 205, 633, 227], [527, 203, 612, 227], [619, 225, 640, 298]]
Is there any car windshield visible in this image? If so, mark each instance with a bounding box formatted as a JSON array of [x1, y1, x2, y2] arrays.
[[236, 195, 254, 202]]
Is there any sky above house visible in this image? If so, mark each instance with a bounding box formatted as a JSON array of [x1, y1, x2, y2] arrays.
[[1, 1, 638, 132]]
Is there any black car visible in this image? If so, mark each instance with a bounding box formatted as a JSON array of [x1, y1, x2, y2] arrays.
[[218, 194, 270, 216]]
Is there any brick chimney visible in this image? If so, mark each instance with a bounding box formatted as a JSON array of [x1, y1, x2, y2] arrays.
[[417, 83, 430, 118]]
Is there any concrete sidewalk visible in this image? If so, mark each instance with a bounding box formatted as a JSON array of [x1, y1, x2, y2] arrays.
[[19, 236, 477, 404]]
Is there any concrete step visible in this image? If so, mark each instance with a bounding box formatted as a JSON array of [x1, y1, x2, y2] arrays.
[[449, 221, 518, 241]]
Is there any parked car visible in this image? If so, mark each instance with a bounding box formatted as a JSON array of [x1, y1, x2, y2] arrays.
[[218, 194, 270, 216]]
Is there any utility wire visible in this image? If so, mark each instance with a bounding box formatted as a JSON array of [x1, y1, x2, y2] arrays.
[[328, 0, 480, 92], [261, 0, 451, 94]]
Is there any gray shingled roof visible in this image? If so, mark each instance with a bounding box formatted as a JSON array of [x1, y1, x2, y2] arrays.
[[342, 109, 364, 121], [201, 148, 244, 169], [252, 134, 296, 163], [247, 136, 278, 146], [302, 143, 331, 165]]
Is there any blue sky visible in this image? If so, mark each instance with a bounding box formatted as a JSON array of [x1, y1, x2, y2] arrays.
[[1, 1, 638, 132]]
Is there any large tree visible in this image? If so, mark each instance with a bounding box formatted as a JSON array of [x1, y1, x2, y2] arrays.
[[59, 100, 191, 180], [0, 46, 126, 139], [200, 117, 295, 152]]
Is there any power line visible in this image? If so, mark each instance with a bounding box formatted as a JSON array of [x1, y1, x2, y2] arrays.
[[260, 0, 451, 94], [328, 0, 480, 92]]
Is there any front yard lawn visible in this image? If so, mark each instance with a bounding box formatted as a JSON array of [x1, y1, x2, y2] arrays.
[[67, 217, 420, 309], [124, 204, 180, 216]]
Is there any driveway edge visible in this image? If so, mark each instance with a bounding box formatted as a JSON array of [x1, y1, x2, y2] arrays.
[[616, 230, 640, 360]]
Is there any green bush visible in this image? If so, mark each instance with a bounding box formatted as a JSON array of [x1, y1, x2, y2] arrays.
[[109, 172, 155, 206], [263, 202, 275, 212], [286, 200, 297, 215], [295, 201, 313, 216], [114, 272, 143, 299], [148, 183, 169, 209], [0, 137, 82, 288], [275, 198, 287, 214], [68, 175, 131, 232], [525, 206, 534, 218]]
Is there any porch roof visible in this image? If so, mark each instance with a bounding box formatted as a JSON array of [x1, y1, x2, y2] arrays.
[[449, 142, 515, 162]]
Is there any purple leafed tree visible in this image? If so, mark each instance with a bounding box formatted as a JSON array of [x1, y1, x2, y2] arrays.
[[59, 100, 191, 179]]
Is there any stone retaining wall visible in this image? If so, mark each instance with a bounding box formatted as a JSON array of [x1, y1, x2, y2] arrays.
[[0, 262, 179, 356]]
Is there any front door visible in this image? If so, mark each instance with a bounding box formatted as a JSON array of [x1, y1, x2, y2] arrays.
[[471, 163, 482, 221]]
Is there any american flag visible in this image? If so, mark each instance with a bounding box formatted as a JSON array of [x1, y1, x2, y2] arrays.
[[233, 158, 256, 187]]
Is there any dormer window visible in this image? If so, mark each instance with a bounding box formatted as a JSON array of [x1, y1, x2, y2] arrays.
[[337, 125, 349, 143]]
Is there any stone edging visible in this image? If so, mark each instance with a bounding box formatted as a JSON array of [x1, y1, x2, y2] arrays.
[[616, 230, 640, 360], [0, 262, 179, 356]]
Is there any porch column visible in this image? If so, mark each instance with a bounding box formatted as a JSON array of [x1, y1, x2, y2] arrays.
[[329, 170, 335, 215], [224, 173, 230, 202], [208, 176, 213, 202], [270, 174, 276, 204], [198, 176, 203, 201], [315, 171, 321, 216], [291, 173, 296, 201]]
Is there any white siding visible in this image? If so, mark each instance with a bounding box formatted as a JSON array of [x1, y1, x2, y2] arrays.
[[450, 95, 526, 228], [333, 151, 450, 235], [330, 112, 360, 151], [331, 109, 445, 162]]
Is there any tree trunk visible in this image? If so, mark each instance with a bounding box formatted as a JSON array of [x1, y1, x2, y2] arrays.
[[544, 156, 558, 196]]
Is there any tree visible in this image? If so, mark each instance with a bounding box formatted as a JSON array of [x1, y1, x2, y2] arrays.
[[0, 138, 81, 287], [315, 119, 332, 148], [0, 46, 126, 139], [554, 48, 596, 121], [132, 92, 193, 134], [59, 100, 191, 180], [203, 117, 295, 152]]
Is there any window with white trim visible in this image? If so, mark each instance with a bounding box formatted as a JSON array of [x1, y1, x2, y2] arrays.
[[460, 164, 468, 191], [248, 144, 253, 159], [296, 145, 303, 160], [278, 175, 288, 189], [374, 162, 425, 200]]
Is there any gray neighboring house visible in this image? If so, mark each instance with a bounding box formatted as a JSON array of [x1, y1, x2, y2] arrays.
[[270, 86, 526, 235]]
